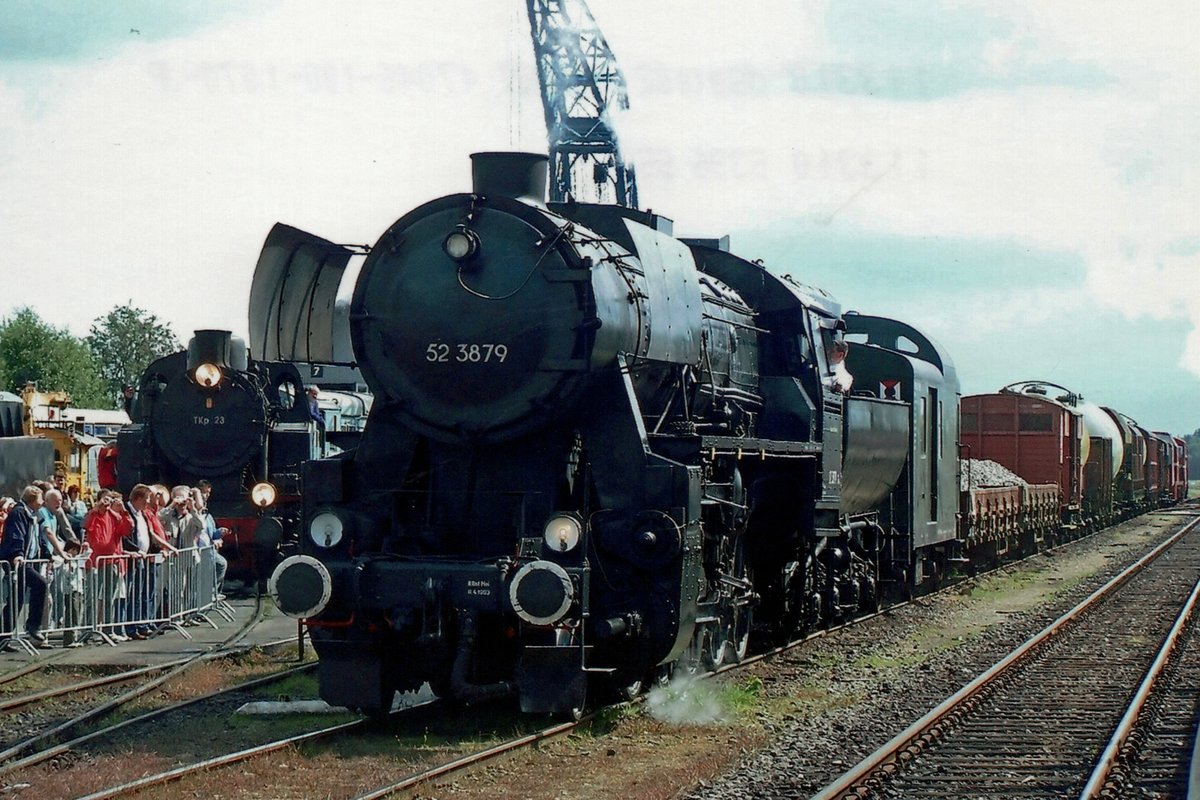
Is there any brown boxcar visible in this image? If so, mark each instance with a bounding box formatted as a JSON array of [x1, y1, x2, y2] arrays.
[[1154, 432, 1187, 504], [1141, 426, 1164, 502], [961, 391, 1085, 527]]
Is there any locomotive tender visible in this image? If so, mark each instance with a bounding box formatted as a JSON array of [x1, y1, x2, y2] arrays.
[[117, 330, 338, 579], [270, 153, 963, 715]]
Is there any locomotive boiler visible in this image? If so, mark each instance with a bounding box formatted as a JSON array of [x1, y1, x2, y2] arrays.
[[270, 152, 947, 715]]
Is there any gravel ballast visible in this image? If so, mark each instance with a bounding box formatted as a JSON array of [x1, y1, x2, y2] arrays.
[[420, 512, 1193, 800]]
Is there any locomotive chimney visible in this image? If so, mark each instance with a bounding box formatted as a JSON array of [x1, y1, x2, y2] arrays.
[[188, 329, 246, 371], [470, 152, 548, 206]]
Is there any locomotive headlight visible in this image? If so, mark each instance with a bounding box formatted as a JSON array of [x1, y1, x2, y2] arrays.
[[309, 511, 345, 549], [250, 482, 277, 508], [443, 226, 480, 262], [194, 363, 222, 388], [543, 514, 582, 553]]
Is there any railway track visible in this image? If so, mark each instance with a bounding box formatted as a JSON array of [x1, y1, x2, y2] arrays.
[[67, 513, 1195, 800], [1, 659, 204, 714], [813, 514, 1200, 799], [74, 691, 579, 800], [1082, 571, 1200, 798], [337, 517, 1200, 800], [0, 595, 267, 769], [0, 661, 313, 779]]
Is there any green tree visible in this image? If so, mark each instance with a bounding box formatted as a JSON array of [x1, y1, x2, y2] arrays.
[[86, 302, 182, 403], [0, 307, 108, 406], [1185, 429, 1200, 480]]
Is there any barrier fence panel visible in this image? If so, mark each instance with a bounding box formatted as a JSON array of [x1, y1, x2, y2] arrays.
[[191, 547, 218, 630], [0, 545, 225, 656], [92, 555, 130, 645], [0, 561, 11, 639], [46, 555, 90, 647], [0, 557, 50, 655], [1, 561, 39, 655]]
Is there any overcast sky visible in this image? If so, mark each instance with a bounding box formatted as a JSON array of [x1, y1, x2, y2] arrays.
[[1, 1, 1197, 432]]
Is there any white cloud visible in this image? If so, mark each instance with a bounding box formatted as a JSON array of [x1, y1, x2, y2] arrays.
[[598, 3, 1200, 378], [0, 1, 547, 341], [0, 0, 1196, 384]]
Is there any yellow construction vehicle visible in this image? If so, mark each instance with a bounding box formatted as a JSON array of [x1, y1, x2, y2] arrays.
[[20, 384, 129, 501]]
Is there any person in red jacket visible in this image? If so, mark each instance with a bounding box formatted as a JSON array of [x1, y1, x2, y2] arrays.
[[84, 490, 133, 641], [96, 444, 119, 491]]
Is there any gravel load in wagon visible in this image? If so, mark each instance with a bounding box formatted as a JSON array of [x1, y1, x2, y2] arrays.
[[961, 459, 1027, 491]]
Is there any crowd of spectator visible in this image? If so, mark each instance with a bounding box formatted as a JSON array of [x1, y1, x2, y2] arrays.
[[0, 476, 228, 652]]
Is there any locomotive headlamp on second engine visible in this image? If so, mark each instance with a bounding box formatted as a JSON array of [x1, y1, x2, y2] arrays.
[[250, 482, 277, 508], [543, 515, 582, 553], [193, 363, 222, 388], [442, 225, 480, 262], [308, 510, 345, 549]]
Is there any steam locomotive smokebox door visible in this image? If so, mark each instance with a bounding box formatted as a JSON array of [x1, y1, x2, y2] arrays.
[[151, 371, 266, 477], [351, 195, 594, 444], [515, 649, 586, 714]]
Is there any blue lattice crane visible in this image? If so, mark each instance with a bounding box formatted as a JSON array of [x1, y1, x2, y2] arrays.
[[526, 0, 638, 207]]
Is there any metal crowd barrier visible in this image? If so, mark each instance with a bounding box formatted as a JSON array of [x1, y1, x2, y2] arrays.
[[0, 545, 232, 655]]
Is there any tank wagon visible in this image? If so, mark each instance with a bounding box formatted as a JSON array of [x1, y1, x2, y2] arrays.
[[117, 330, 341, 581], [268, 152, 1189, 717], [1103, 407, 1151, 514]]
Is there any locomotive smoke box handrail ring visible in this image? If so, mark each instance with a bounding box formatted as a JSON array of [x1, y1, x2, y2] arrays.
[[456, 225, 567, 301]]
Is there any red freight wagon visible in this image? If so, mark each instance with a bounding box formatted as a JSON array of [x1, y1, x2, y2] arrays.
[[1155, 432, 1187, 504], [1141, 426, 1164, 502], [1173, 436, 1190, 502], [961, 392, 1085, 527]]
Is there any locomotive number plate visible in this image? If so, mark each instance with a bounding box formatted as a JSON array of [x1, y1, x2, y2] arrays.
[[192, 415, 227, 425], [425, 343, 509, 363]]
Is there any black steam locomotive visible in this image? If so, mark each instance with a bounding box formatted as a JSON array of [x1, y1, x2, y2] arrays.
[[117, 330, 329, 579], [269, 152, 962, 716]]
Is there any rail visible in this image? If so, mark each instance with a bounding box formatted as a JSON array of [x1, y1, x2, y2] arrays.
[[1081, 571, 1200, 797], [812, 514, 1200, 799]]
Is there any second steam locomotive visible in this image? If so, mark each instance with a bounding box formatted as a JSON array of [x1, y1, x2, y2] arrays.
[[117, 330, 351, 580]]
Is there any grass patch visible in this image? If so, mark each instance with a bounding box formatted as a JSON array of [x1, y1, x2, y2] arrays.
[[267, 672, 320, 701], [721, 676, 763, 716], [804, 651, 842, 671], [592, 701, 642, 733], [226, 709, 359, 734], [853, 650, 921, 670], [968, 569, 1042, 600]]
